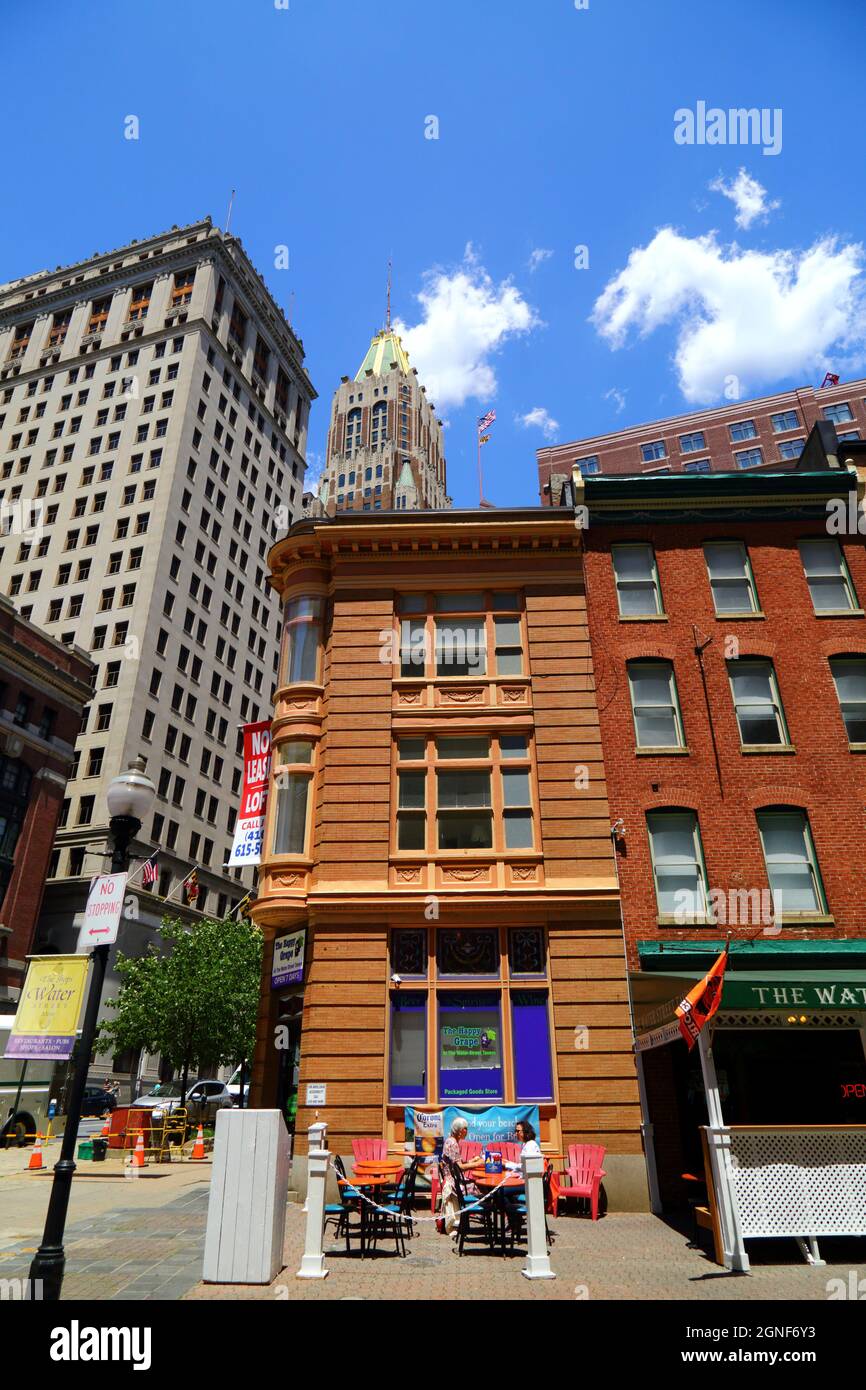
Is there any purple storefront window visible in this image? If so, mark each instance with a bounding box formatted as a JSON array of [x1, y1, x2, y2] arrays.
[[511, 991, 554, 1101]]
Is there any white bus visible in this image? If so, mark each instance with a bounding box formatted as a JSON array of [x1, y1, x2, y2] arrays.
[[0, 1015, 56, 1146]]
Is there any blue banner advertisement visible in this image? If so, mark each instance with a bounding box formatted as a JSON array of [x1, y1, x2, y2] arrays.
[[404, 1103, 540, 1147]]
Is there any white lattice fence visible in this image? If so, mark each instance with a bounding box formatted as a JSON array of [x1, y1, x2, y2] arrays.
[[727, 1127, 866, 1238]]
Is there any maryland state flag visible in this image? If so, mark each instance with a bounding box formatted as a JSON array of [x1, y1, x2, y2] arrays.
[[186, 868, 199, 904], [675, 942, 729, 1049]]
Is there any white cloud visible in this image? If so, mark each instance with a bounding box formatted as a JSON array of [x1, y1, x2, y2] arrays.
[[516, 406, 560, 440], [591, 227, 865, 403], [604, 387, 627, 415], [710, 168, 780, 229], [395, 246, 541, 409], [528, 247, 554, 273]]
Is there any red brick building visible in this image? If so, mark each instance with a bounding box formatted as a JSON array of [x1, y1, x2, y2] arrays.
[[576, 427, 866, 1207], [538, 375, 866, 502], [0, 597, 93, 1006]]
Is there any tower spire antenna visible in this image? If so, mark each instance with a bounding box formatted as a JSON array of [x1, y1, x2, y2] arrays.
[[385, 257, 392, 332]]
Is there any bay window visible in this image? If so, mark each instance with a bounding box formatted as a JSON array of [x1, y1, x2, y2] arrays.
[[280, 595, 323, 685], [270, 739, 313, 857]]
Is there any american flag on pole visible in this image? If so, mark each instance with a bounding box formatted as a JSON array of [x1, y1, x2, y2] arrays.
[[141, 853, 158, 885], [477, 409, 496, 434]]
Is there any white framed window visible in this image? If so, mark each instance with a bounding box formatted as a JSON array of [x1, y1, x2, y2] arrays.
[[704, 541, 759, 614], [640, 440, 667, 462], [611, 543, 663, 617], [770, 410, 799, 433], [823, 402, 853, 424], [799, 539, 859, 613], [829, 656, 866, 743], [727, 658, 789, 746], [575, 455, 600, 476], [679, 431, 706, 454], [684, 458, 711, 474], [627, 660, 685, 749], [647, 810, 709, 920], [756, 809, 826, 916], [735, 447, 763, 469], [778, 438, 804, 460], [729, 419, 757, 442]]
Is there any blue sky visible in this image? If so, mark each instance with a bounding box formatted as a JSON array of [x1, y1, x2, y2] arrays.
[[2, 0, 865, 507]]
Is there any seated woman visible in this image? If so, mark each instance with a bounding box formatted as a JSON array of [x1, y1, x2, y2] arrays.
[[438, 1117, 480, 1233], [501, 1119, 542, 1233]]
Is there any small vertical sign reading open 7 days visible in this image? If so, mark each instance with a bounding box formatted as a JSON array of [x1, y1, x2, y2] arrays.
[[78, 872, 128, 950]]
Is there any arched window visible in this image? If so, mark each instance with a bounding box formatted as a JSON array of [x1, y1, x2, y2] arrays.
[[345, 408, 362, 457], [755, 807, 826, 916], [371, 399, 388, 449]]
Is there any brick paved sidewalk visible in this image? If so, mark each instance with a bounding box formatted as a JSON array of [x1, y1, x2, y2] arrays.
[[189, 1202, 866, 1302]]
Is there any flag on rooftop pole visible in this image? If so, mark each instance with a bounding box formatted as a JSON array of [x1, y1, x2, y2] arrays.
[[477, 409, 496, 434], [675, 941, 730, 1050], [820, 372, 840, 388]]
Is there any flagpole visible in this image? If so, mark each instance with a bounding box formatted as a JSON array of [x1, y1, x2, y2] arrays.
[[477, 426, 483, 507], [162, 866, 195, 905]]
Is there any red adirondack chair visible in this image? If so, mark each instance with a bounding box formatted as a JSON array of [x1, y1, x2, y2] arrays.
[[559, 1143, 606, 1219], [351, 1137, 388, 1162]]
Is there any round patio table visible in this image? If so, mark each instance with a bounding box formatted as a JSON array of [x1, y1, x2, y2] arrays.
[[468, 1170, 525, 1255], [338, 1174, 399, 1258], [352, 1159, 405, 1177]]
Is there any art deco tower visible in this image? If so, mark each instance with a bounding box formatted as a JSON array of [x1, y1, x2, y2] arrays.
[[319, 299, 449, 513]]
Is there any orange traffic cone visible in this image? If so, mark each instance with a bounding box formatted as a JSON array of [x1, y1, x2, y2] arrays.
[[101, 1114, 111, 1138], [132, 1132, 145, 1168], [28, 1133, 44, 1171], [190, 1124, 205, 1161]]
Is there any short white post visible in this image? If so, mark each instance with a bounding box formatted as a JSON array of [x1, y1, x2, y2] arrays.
[[521, 1153, 555, 1281], [296, 1121, 330, 1280]]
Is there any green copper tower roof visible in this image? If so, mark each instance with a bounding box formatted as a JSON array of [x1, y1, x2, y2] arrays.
[[355, 330, 411, 380]]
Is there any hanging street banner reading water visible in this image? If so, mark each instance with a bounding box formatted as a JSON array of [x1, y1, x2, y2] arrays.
[[227, 720, 272, 866], [4, 955, 90, 1060]]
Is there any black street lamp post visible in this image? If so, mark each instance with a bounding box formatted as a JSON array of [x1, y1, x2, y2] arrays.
[[28, 756, 155, 1301]]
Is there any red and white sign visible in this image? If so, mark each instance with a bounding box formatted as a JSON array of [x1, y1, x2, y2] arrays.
[[227, 721, 272, 866], [78, 872, 128, 950]]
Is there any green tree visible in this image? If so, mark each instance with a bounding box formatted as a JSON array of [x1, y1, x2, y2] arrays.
[[98, 913, 262, 1103]]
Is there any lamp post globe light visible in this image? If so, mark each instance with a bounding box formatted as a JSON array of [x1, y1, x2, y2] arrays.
[[28, 757, 156, 1301], [106, 754, 157, 871]]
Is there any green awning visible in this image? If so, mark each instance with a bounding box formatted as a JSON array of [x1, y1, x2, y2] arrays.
[[639, 939, 866, 969], [632, 969, 866, 1033]]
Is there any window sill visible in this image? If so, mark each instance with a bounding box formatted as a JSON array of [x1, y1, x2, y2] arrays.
[[713, 610, 765, 620], [635, 746, 690, 756], [390, 850, 543, 863], [739, 744, 796, 754], [618, 614, 668, 623], [656, 915, 716, 928], [812, 609, 865, 618], [775, 913, 835, 927], [847, 743, 866, 753]]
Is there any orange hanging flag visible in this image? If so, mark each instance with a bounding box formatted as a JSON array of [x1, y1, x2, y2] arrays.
[[675, 943, 730, 1050]]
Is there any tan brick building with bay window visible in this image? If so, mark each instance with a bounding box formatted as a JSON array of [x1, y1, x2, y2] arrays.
[[249, 507, 647, 1207]]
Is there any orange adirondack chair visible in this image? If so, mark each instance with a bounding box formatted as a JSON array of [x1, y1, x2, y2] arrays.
[[559, 1144, 606, 1219], [351, 1137, 388, 1162]]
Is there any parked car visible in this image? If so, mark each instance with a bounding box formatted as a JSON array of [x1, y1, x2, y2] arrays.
[[186, 1080, 235, 1121], [135, 1080, 234, 1123], [226, 1065, 250, 1105], [81, 1084, 117, 1117]]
